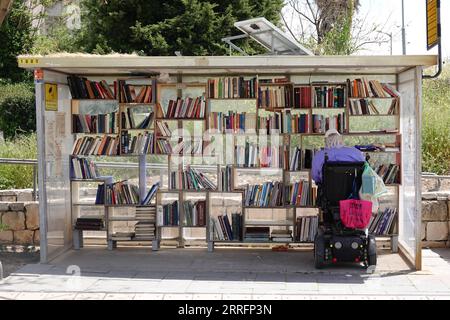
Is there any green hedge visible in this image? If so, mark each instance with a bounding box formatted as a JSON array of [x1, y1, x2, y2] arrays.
[[0, 82, 35, 139]]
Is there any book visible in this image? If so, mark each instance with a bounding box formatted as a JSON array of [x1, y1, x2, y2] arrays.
[[313, 85, 346, 109], [155, 121, 172, 137], [159, 96, 206, 119], [220, 166, 233, 192], [105, 180, 140, 205], [134, 206, 156, 240], [369, 208, 397, 235], [68, 76, 115, 100], [183, 200, 206, 227], [312, 113, 345, 134], [121, 110, 154, 130], [120, 132, 154, 155], [294, 86, 312, 109], [244, 182, 284, 207], [71, 157, 100, 179], [72, 135, 120, 156], [373, 163, 400, 184], [259, 111, 309, 134], [258, 85, 293, 109], [208, 77, 257, 99], [211, 213, 242, 241], [208, 111, 257, 134], [170, 167, 217, 190], [270, 230, 293, 242], [75, 216, 104, 230], [295, 216, 318, 242], [235, 141, 258, 168], [72, 112, 118, 134], [349, 99, 380, 115], [245, 227, 270, 242], [117, 80, 154, 103], [348, 78, 399, 98], [285, 181, 317, 207], [141, 182, 160, 205], [158, 201, 179, 226]]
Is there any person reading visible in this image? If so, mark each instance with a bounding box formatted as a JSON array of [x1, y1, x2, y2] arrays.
[[311, 129, 365, 184]]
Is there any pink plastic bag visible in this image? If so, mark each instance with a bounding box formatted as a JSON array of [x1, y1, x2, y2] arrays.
[[339, 199, 373, 229]]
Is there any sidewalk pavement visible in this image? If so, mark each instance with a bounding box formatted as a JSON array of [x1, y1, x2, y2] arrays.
[[0, 247, 449, 300]]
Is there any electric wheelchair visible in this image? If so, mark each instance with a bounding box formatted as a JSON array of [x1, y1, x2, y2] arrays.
[[314, 156, 377, 269]]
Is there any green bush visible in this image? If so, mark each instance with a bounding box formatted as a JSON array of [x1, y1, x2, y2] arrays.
[[422, 65, 450, 175], [0, 82, 35, 138], [0, 133, 37, 190]]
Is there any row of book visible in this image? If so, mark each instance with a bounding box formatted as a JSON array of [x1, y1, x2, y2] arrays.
[[349, 98, 398, 116], [155, 121, 172, 137], [244, 182, 284, 207], [72, 135, 120, 156], [374, 163, 400, 184], [68, 76, 115, 100], [270, 230, 293, 243], [369, 208, 397, 236], [313, 86, 346, 109], [294, 87, 312, 109], [207, 77, 257, 99], [158, 201, 179, 226], [155, 139, 172, 154], [160, 97, 206, 119], [348, 79, 398, 99], [295, 216, 319, 242], [72, 113, 118, 134], [105, 181, 140, 205], [171, 140, 203, 156], [71, 157, 100, 179], [183, 200, 207, 227], [134, 206, 156, 240], [235, 142, 259, 168], [117, 80, 154, 104], [121, 110, 154, 130], [211, 213, 242, 241], [120, 132, 154, 155], [170, 167, 217, 190], [258, 86, 293, 109], [286, 181, 317, 207], [284, 147, 317, 171], [259, 112, 309, 134], [312, 113, 346, 134], [220, 166, 233, 192], [208, 112, 256, 133]]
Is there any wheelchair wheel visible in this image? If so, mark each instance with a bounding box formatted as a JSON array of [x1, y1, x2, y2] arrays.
[[367, 235, 377, 267], [314, 234, 325, 269]]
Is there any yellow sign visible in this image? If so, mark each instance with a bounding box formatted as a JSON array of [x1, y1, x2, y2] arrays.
[[426, 0, 440, 50], [18, 58, 39, 66], [45, 83, 58, 111]]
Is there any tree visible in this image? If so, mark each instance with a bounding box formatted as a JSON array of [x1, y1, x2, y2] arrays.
[[0, 0, 14, 26], [0, 0, 34, 82], [283, 0, 390, 55], [75, 0, 284, 56]]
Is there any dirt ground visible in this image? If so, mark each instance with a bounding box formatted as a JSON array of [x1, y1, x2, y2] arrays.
[[0, 252, 39, 278]]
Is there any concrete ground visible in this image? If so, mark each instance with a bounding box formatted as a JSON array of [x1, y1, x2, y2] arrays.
[[1, 247, 450, 300]]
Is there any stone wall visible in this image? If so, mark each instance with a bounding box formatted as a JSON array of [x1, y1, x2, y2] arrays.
[[421, 192, 450, 248], [0, 201, 39, 245], [0, 189, 35, 202]]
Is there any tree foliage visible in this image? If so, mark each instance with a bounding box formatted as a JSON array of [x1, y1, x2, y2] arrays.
[[75, 0, 284, 56]]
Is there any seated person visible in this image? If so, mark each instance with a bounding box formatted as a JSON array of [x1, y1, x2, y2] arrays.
[[311, 129, 365, 185]]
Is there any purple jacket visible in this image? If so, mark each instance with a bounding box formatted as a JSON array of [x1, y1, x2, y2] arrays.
[[311, 147, 365, 184]]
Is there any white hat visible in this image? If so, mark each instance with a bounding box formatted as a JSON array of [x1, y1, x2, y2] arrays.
[[325, 129, 341, 138]]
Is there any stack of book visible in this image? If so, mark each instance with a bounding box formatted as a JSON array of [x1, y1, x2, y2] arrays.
[[72, 113, 118, 134], [296, 216, 319, 242], [117, 80, 153, 103], [208, 112, 257, 133], [369, 208, 397, 236], [159, 97, 206, 119], [258, 85, 293, 109], [74, 216, 104, 230], [67, 76, 115, 100], [155, 139, 172, 154], [220, 166, 233, 192], [210, 213, 242, 241], [111, 232, 135, 241], [235, 142, 258, 168], [270, 230, 293, 243], [208, 77, 257, 99], [157, 201, 179, 226], [258, 111, 309, 134], [141, 182, 160, 206], [105, 181, 140, 205], [259, 146, 280, 168], [294, 87, 312, 109], [183, 200, 206, 227], [244, 182, 284, 207], [71, 157, 100, 179], [348, 78, 398, 98], [134, 206, 156, 240], [245, 227, 270, 242], [313, 86, 346, 108], [72, 135, 120, 156], [312, 113, 345, 134], [121, 110, 154, 130], [120, 132, 154, 155], [349, 99, 380, 115], [286, 181, 317, 207], [170, 167, 217, 190], [374, 163, 400, 184]]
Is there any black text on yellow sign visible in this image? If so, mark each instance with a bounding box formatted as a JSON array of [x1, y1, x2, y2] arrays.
[[426, 0, 440, 50], [45, 83, 58, 111]]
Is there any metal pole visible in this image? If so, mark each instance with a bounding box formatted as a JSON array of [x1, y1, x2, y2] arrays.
[[401, 0, 406, 54]]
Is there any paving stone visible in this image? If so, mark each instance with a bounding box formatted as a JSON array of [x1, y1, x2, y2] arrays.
[[104, 293, 136, 300], [0, 292, 19, 300], [44, 292, 77, 300], [193, 294, 222, 300], [134, 294, 164, 300], [16, 292, 47, 300], [222, 294, 252, 300], [163, 294, 193, 300], [74, 293, 106, 300]]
